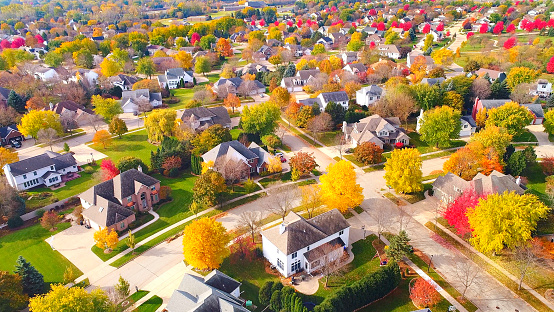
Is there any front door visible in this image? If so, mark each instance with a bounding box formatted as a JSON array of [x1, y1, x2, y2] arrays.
[[141, 193, 147, 209]]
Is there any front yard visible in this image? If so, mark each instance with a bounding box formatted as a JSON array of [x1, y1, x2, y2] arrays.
[[90, 129, 158, 166], [408, 132, 466, 154], [0, 221, 82, 284]]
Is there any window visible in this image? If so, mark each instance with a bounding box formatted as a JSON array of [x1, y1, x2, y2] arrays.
[[291, 260, 301, 273], [120, 222, 125, 229], [23, 174, 26, 179], [127, 196, 133, 202], [277, 259, 284, 270], [339, 230, 344, 236], [292, 252, 297, 259], [50, 166, 54, 170], [34, 171, 37, 176], [150, 185, 156, 191], [307, 246, 310, 251]]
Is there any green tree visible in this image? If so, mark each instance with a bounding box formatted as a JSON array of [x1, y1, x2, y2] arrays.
[[240, 101, 280, 136], [108, 117, 128, 138], [194, 56, 211, 76], [199, 34, 217, 50], [192, 124, 232, 155], [384, 148, 423, 193], [419, 106, 462, 148], [312, 43, 326, 55], [44, 51, 64, 67], [92, 95, 123, 121], [324, 102, 346, 125], [117, 156, 148, 172], [442, 91, 464, 111], [506, 151, 527, 176], [144, 110, 176, 143], [467, 192, 549, 254], [114, 276, 130, 300], [543, 110, 554, 135], [485, 101, 533, 136], [192, 170, 226, 207], [470, 125, 513, 158], [411, 84, 441, 110], [135, 57, 156, 79], [7, 90, 25, 113], [14, 256, 44, 296], [385, 230, 411, 261]]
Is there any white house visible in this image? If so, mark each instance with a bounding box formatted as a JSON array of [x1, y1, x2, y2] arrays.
[[68, 69, 99, 86], [261, 209, 350, 277], [280, 69, 320, 92], [532, 79, 552, 98], [416, 109, 477, 138], [157, 68, 194, 89], [3, 151, 78, 191], [340, 51, 358, 64], [377, 44, 400, 59], [343, 63, 367, 75], [317, 91, 349, 111], [108, 74, 138, 91], [120, 89, 162, 114], [35, 67, 60, 81], [356, 85, 383, 106]]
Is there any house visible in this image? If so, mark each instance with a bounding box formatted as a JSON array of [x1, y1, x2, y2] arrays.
[[475, 68, 506, 82], [329, 32, 346, 44], [79, 169, 160, 232], [280, 69, 320, 92], [202, 140, 271, 178], [356, 85, 384, 106], [261, 209, 350, 277], [340, 52, 358, 64], [377, 44, 401, 59], [0, 124, 24, 147], [407, 51, 435, 68], [318, 91, 349, 111], [157, 68, 195, 89], [245, 1, 266, 8], [416, 109, 476, 138], [120, 89, 162, 114], [35, 67, 61, 81], [472, 98, 544, 125], [342, 115, 410, 148], [47, 101, 95, 127], [69, 69, 99, 86], [180, 106, 231, 131], [430, 29, 443, 42], [365, 34, 383, 45], [0, 87, 11, 108], [239, 63, 269, 75], [532, 79, 552, 98], [316, 37, 333, 49], [433, 171, 525, 204], [420, 77, 445, 86], [284, 44, 310, 57], [109, 74, 138, 91], [165, 270, 246, 312], [343, 63, 367, 75], [267, 39, 282, 47], [4, 151, 79, 191], [212, 77, 266, 96], [256, 45, 275, 60]]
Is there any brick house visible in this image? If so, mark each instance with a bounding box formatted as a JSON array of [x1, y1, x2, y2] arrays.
[[202, 140, 271, 179]]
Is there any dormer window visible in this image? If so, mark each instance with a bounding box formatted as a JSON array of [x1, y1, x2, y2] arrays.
[[34, 171, 37, 176], [150, 185, 156, 191], [127, 196, 133, 202], [50, 166, 54, 170], [23, 174, 26, 179]]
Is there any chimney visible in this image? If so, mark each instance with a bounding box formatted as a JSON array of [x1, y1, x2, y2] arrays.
[[342, 120, 347, 131], [516, 176, 521, 185], [279, 221, 288, 234], [137, 165, 142, 172]]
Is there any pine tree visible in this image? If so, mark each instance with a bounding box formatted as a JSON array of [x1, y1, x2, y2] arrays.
[[14, 256, 44, 296], [179, 78, 185, 88], [191, 154, 202, 175], [385, 231, 411, 261], [7, 90, 25, 113]]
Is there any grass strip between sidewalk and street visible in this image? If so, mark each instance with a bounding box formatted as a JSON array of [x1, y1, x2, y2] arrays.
[[425, 222, 552, 312]]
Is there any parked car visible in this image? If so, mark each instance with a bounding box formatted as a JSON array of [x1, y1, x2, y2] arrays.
[[10, 140, 21, 148]]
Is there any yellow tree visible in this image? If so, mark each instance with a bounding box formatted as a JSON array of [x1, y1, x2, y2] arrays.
[[29, 284, 113, 312], [92, 95, 123, 121], [270, 86, 291, 110], [216, 38, 233, 57], [99, 57, 122, 77], [384, 148, 423, 193], [470, 125, 512, 158], [0, 147, 18, 169], [182, 218, 230, 270], [319, 160, 364, 213], [173, 51, 193, 69], [223, 93, 241, 113], [92, 130, 112, 149], [93, 227, 119, 251], [431, 48, 454, 66], [19, 110, 63, 140], [267, 156, 282, 173], [442, 146, 480, 180], [485, 101, 533, 136], [144, 110, 177, 143], [467, 192, 549, 254], [475, 107, 487, 128]]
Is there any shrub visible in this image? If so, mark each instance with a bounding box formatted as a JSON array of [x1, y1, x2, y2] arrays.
[[168, 168, 179, 177], [353, 142, 384, 165], [7, 216, 23, 228], [159, 186, 172, 200], [35, 209, 46, 218], [243, 179, 257, 193], [259, 281, 274, 306], [83, 166, 95, 174], [117, 156, 148, 173], [314, 263, 401, 312], [541, 156, 554, 175]]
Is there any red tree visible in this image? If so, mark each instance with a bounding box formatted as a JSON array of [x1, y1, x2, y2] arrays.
[[403, 4, 410, 10], [507, 7, 515, 14], [0, 39, 10, 49], [35, 34, 44, 44], [371, 22, 377, 28], [422, 23, 431, 33], [190, 33, 200, 46], [100, 159, 120, 181], [274, 21, 279, 27], [162, 155, 182, 172], [40, 210, 59, 231], [230, 236, 257, 264], [11, 37, 24, 48], [493, 21, 504, 34], [436, 23, 444, 31], [549, 58, 554, 73], [419, 9, 426, 14], [297, 19, 303, 27], [259, 19, 265, 27], [410, 278, 441, 308], [369, 41, 376, 49], [503, 37, 517, 49], [443, 188, 485, 237], [541, 156, 554, 175], [369, 9, 377, 15], [391, 21, 398, 28], [377, 22, 386, 31], [403, 21, 412, 31], [287, 20, 293, 27], [479, 23, 489, 33], [506, 23, 516, 33]]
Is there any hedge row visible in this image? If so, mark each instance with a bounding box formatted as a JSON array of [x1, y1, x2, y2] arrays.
[[314, 262, 401, 312]]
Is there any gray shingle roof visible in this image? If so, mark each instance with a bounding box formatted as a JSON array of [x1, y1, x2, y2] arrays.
[[181, 107, 231, 129], [320, 91, 349, 103], [479, 99, 511, 109], [297, 69, 321, 81], [202, 140, 258, 163], [461, 115, 477, 127], [523, 104, 544, 118], [81, 200, 134, 228], [261, 209, 350, 255], [6, 152, 76, 176]]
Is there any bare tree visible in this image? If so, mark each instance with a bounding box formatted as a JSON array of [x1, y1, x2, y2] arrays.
[[60, 111, 78, 133], [0, 177, 22, 219], [510, 83, 534, 104], [300, 184, 323, 218], [280, 49, 294, 63], [396, 205, 414, 233], [216, 158, 248, 189], [369, 205, 393, 240], [454, 258, 480, 301], [87, 114, 105, 132], [54, 82, 87, 104], [514, 243, 540, 290], [374, 90, 416, 127], [307, 73, 329, 92], [339, 71, 359, 85], [216, 84, 230, 99], [471, 78, 491, 100], [275, 126, 286, 143], [333, 133, 347, 160], [317, 242, 346, 287], [37, 128, 59, 151], [307, 112, 333, 141], [267, 184, 300, 220], [237, 79, 257, 98], [238, 211, 262, 241], [136, 97, 152, 118], [193, 89, 214, 106]]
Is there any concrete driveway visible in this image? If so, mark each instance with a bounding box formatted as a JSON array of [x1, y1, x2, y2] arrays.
[[50, 224, 105, 274]]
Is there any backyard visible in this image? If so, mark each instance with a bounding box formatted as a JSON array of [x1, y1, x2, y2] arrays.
[[0, 221, 82, 284], [90, 129, 158, 166]]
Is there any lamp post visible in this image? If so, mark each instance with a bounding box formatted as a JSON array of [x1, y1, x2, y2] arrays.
[[361, 225, 366, 239], [90, 152, 94, 165], [428, 255, 434, 273]]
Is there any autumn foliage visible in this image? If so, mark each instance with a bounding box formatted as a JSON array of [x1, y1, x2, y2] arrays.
[[92, 130, 112, 149], [40, 210, 59, 231], [353, 142, 383, 165], [443, 188, 485, 237], [183, 218, 230, 270], [319, 160, 364, 213], [94, 227, 119, 251], [100, 159, 120, 181], [289, 151, 317, 179], [410, 278, 441, 308], [230, 236, 257, 264]]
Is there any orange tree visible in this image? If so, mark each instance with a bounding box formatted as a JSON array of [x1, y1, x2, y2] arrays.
[[289, 151, 317, 180]]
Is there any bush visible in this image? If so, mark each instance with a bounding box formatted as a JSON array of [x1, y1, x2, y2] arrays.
[[83, 166, 95, 174], [35, 209, 46, 218], [117, 156, 149, 173], [243, 179, 257, 193], [259, 281, 274, 306], [314, 263, 401, 312], [261, 134, 282, 148], [7, 216, 23, 228], [353, 142, 384, 165], [168, 168, 179, 177]]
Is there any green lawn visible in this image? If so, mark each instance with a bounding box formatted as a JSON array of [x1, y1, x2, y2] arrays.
[[90, 129, 157, 166], [512, 130, 539, 142], [344, 154, 366, 167], [408, 132, 466, 154], [310, 130, 341, 146], [92, 173, 197, 261], [230, 128, 242, 140], [134, 295, 162, 312], [26, 165, 100, 208], [169, 88, 195, 110], [0, 222, 82, 284]]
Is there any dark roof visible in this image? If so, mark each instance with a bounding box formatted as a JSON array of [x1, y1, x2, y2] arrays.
[[0, 87, 11, 100], [6, 152, 76, 176], [320, 91, 349, 103], [0, 124, 20, 139], [304, 237, 345, 262], [93, 169, 160, 201], [523, 104, 544, 118], [51, 100, 94, 115], [202, 140, 258, 161], [461, 115, 477, 127], [299, 98, 322, 107], [204, 270, 241, 294], [479, 99, 510, 109], [297, 69, 321, 81], [181, 107, 231, 129], [432, 172, 468, 199], [105, 201, 134, 227]]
